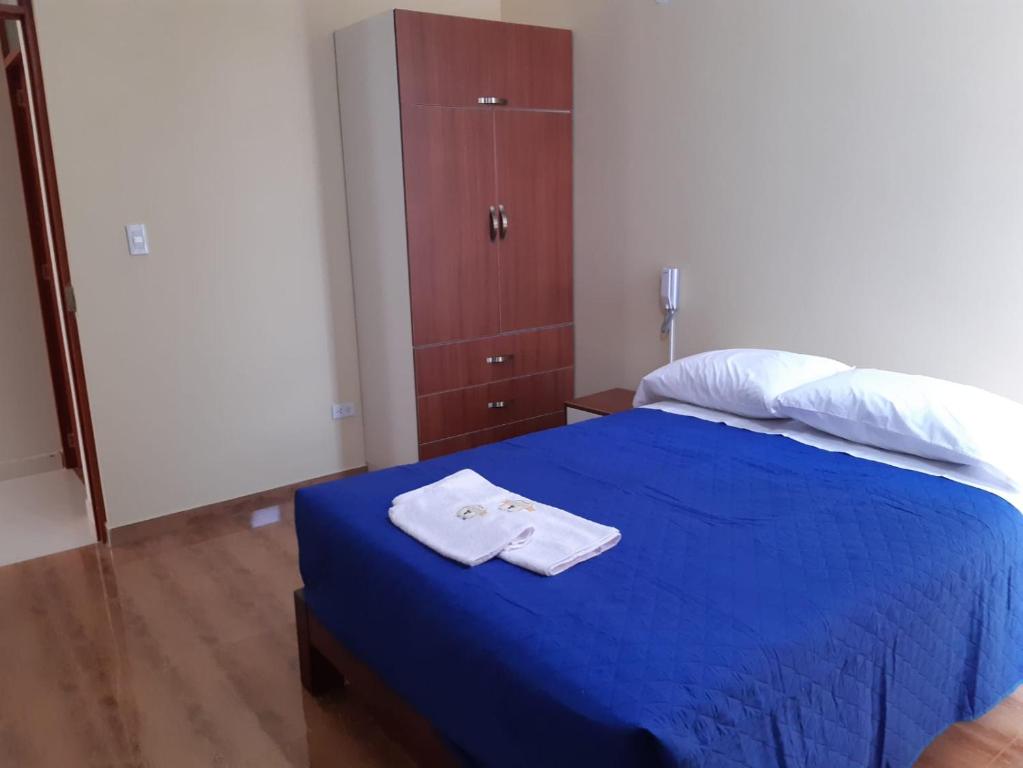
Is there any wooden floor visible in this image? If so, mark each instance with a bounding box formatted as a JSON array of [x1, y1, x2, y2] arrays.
[[0, 498, 1020, 767]]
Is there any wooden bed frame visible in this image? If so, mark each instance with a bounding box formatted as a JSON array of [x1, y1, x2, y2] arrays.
[[293, 589, 461, 767]]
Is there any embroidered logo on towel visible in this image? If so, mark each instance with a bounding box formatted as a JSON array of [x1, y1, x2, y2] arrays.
[[499, 499, 535, 513], [456, 504, 487, 520]]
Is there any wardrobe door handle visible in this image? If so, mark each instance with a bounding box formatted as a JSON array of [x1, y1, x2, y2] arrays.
[[498, 205, 509, 239], [487, 400, 511, 409], [478, 97, 508, 106], [485, 355, 513, 365], [489, 206, 499, 242]]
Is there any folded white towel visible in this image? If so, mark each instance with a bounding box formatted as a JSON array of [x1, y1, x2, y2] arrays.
[[499, 503, 621, 577], [389, 469, 535, 567], [391, 469, 621, 576]]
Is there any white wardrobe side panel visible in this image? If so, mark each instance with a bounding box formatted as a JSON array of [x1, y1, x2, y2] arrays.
[[335, 14, 419, 469]]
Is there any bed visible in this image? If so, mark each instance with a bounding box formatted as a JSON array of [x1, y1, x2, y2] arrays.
[[294, 403, 1023, 767]]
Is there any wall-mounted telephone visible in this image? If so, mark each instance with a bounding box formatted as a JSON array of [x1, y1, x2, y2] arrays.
[[660, 267, 679, 334], [660, 267, 680, 362]]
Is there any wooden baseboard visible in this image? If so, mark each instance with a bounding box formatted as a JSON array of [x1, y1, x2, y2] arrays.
[[108, 466, 367, 546]]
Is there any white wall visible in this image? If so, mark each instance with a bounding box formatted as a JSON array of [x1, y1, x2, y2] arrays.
[[0, 63, 62, 480], [33, 0, 499, 528], [502, 0, 1023, 401]]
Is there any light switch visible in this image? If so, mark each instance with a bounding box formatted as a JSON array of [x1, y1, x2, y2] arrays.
[[125, 224, 149, 256]]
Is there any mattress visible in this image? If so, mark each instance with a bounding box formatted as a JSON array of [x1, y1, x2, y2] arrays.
[[296, 407, 1023, 767]]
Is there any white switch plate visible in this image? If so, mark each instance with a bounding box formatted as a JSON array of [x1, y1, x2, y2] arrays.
[[332, 402, 357, 420], [125, 223, 149, 255]]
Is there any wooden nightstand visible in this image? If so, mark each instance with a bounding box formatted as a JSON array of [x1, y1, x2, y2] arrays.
[[564, 388, 636, 425]]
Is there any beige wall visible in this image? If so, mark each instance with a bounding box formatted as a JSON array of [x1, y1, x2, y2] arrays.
[[33, 0, 499, 528], [503, 0, 1023, 402], [0, 63, 62, 479]]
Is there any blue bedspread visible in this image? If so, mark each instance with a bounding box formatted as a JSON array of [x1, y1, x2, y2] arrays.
[[296, 409, 1023, 767]]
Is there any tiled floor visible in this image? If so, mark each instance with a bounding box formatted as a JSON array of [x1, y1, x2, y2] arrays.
[[0, 468, 93, 566], [0, 498, 1019, 767]]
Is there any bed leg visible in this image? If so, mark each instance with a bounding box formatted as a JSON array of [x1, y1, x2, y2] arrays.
[[294, 588, 343, 695]]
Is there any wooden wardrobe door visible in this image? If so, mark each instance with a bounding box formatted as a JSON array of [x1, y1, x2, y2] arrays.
[[403, 107, 500, 346], [395, 11, 571, 112], [494, 23, 572, 111], [394, 11, 502, 109], [494, 110, 573, 332]]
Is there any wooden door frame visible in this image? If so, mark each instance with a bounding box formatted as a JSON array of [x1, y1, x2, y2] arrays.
[[0, 0, 109, 543], [3, 53, 80, 476]]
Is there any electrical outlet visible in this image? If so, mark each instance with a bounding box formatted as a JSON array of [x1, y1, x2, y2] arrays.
[[332, 402, 356, 420]]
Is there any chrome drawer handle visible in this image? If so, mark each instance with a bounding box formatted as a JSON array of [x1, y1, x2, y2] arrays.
[[498, 204, 509, 239], [485, 355, 513, 365], [478, 97, 508, 106], [489, 206, 499, 242], [487, 401, 510, 409]]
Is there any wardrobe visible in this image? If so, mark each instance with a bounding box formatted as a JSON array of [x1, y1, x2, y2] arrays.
[[336, 10, 573, 468]]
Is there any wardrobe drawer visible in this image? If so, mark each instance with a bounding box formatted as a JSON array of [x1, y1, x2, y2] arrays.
[[419, 412, 565, 461], [414, 325, 573, 396], [417, 367, 573, 444]]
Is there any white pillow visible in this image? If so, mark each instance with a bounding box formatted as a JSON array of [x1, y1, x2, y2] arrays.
[[775, 368, 1023, 490], [633, 348, 850, 419]]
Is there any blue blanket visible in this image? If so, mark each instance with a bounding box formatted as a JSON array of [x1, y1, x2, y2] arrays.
[[296, 409, 1023, 767]]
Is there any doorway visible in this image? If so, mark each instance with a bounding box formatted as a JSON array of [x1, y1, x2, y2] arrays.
[[0, 0, 107, 558]]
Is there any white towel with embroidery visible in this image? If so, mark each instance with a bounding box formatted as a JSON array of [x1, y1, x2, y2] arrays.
[[390, 469, 621, 576], [389, 469, 535, 567], [499, 501, 621, 577]]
